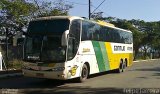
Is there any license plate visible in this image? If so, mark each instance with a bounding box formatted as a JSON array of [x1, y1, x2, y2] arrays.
[[36, 73, 44, 77]]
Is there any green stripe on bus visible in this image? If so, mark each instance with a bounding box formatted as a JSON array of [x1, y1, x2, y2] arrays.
[[99, 42, 110, 70], [92, 41, 106, 72]]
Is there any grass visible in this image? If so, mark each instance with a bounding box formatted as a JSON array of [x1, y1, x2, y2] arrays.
[[8, 59, 23, 70]]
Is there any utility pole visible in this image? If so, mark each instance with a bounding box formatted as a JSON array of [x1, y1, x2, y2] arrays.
[[89, 0, 91, 19], [5, 27, 8, 70]]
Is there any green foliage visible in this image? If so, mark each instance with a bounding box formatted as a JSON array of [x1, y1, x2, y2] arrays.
[[1, 0, 36, 18], [0, 0, 37, 37], [0, 0, 73, 34], [33, 0, 72, 17], [8, 59, 23, 70]]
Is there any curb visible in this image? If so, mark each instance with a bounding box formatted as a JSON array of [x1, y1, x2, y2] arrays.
[[133, 59, 159, 63], [0, 70, 23, 79]]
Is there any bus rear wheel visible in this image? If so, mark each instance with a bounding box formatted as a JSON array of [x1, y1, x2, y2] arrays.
[[79, 64, 88, 82], [116, 60, 125, 73], [122, 60, 126, 72]]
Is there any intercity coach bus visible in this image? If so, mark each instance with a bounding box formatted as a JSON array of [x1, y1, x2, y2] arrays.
[[22, 16, 133, 82]]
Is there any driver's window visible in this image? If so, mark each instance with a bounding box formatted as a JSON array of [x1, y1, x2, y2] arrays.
[[67, 20, 81, 60]]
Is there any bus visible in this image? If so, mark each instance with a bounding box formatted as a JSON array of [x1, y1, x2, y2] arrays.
[[22, 16, 133, 82]]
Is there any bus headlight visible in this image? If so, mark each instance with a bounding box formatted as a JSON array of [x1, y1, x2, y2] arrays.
[[52, 67, 65, 71]]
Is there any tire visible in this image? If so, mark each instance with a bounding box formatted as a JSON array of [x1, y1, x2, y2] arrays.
[[115, 60, 123, 73], [125, 59, 128, 67], [122, 61, 126, 72], [79, 64, 88, 82]]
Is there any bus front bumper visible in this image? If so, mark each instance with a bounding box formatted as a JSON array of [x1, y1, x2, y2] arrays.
[[22, 69, 67, 80]]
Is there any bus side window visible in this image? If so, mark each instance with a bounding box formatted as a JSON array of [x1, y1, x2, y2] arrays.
[[82, 21, 89, 41], [69, 20, 81, 40]]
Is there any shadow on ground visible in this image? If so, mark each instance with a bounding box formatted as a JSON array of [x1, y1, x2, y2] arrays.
[[20, 87, 124, 94], [0, 77, 67, 89], [0, 72, 126, 94], [130, 66, 160, 78], [0, 70, 118, 89], [134, 67, 160, 72]]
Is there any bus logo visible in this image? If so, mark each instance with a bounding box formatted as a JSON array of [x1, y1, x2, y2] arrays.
[[69, 65, 78, 76]]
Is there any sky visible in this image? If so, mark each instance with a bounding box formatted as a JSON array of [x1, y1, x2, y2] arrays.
[[66, 0, 160, 22]]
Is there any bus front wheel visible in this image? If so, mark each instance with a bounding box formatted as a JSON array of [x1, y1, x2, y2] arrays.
[[79, 64, 88, 82]]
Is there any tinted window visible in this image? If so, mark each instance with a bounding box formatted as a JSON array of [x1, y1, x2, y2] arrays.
[[81, 20, 133, 44], [27, 19, 70, 35]]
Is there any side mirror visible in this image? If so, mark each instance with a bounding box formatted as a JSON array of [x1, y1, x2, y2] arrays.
[[61, 30, 69, 46]]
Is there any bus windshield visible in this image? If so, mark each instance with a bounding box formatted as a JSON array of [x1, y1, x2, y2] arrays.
[[24, 19, 70, 62]]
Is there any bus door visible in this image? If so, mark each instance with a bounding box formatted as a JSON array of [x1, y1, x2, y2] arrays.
[[66, 19, 81, 78]]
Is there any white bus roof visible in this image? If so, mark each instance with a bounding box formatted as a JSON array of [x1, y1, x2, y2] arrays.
[[34, 16, 83, 21]]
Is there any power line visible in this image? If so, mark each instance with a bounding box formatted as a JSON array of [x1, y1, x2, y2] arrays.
[[65, 1, 88, 5], [91, 5, 111, 17], [64, 0, 111, 18], [91, 0, 106, 15]]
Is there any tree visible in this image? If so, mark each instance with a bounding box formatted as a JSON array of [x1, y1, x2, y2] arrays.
[[0, 0, 73, 35], [0, 0, 37, 35], [149, 21, 160, 58], [32, 0, 73, 17]]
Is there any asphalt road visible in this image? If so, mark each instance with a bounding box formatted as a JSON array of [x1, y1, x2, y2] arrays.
[[0, 59, 160, 94]]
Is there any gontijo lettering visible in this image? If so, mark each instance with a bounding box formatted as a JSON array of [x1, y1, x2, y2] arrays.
[[114, 46, 125, 51], [82, 48, 91, 53]]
